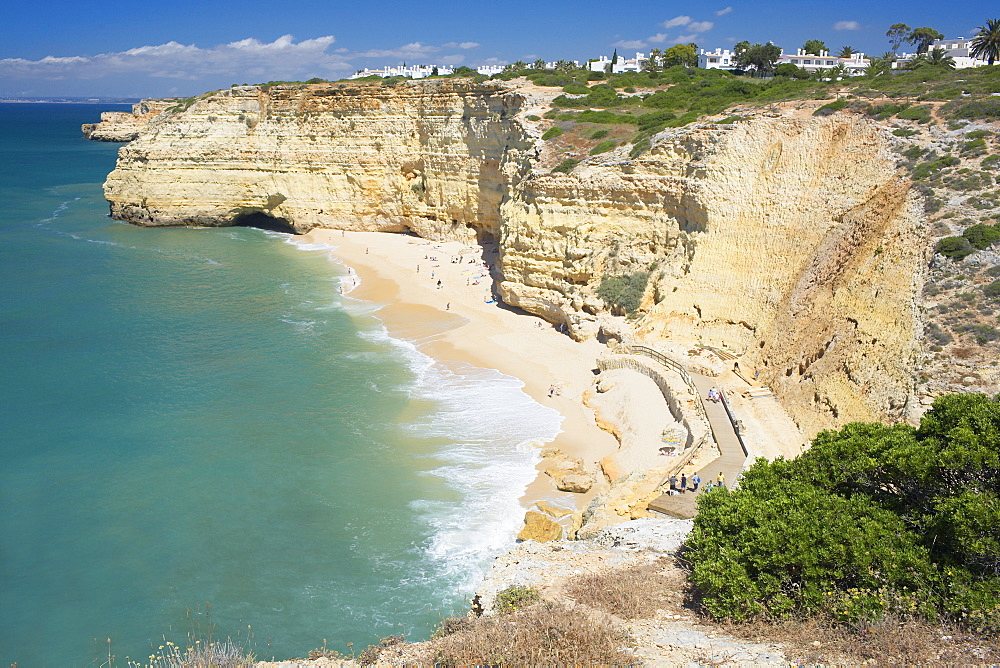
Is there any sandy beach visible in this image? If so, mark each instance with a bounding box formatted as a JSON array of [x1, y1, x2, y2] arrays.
[[296, 229, 621, 509]]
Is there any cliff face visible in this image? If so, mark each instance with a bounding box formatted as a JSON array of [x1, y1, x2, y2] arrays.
[[100, 82, 926, 435], [500, 117, 925, 435], [82, 100, 174, 142], [104, 81, 531, 240]]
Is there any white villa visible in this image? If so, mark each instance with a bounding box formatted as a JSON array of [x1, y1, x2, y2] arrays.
[[779, 50, 869, 75], [698, 48, 736, 69], [895, 38, 990, 69], [698, 47, 869, 75], [588, 52, 648, 74]]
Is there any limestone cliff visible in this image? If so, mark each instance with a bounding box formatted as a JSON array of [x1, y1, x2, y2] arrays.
[[103, 81, 531, 240], [100, 82, 926, 436], [500, 117, 925, 436], [81, 99, 174, 142]]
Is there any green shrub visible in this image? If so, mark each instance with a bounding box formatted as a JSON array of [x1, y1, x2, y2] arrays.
[[986, 280, 1000, 299], [589, 140, 617, 155], [962, 138, 988, 157], [629, 138, 651, 159], [526, 114, 540, 121], [561, 82, 591, 95], [897, 105, 933, 123], [598, 271, 649, 313], [541, 126, 564, 140], [963, 223, 1000, 249], [893, 128, 919, 137], [946, 99, 1000, 121], [688, 394, 1000, 630], [982, 155, 1000, 170], [551, 158, 579, 174], [495, 585, 541, 614], [912, 156, 960, 181], [814, 99, 849, 116], [590, 129, 609, 139], [936, 236, 974, 259]]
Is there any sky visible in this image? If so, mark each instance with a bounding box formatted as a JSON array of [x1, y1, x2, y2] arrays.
[[0, 0, 991, 98]]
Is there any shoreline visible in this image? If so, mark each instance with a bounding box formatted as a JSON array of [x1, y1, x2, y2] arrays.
[[295, 229, 621, 513]]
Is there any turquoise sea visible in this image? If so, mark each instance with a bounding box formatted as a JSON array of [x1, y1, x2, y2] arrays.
[[0, 104, 560, 666]]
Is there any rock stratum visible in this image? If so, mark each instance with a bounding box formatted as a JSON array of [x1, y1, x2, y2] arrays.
[[100, 80, 926, 437]]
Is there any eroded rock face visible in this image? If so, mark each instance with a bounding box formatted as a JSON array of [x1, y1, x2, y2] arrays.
[[501, 116, 925, 436], [101, 83, 925, 436], [103, 81, 531, 238]]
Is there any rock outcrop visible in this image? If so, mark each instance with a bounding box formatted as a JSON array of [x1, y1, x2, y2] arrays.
[[99, 81, 926, 436], [81, 99, 174, 141], [103, 81, 531, 239]]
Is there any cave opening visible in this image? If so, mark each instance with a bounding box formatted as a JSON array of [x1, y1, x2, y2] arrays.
[[233, 211, 295, 233]]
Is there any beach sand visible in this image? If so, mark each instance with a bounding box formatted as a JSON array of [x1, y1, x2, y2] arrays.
[[297, 229, 621, 510]]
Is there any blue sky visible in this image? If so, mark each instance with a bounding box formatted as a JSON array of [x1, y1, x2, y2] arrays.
[[0, 0, 991, 98]]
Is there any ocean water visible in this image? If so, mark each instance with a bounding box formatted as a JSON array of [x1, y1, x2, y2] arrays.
[[0, 104, 560, 666]]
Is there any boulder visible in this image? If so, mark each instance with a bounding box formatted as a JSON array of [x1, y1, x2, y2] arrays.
[[557, 474, 594, 493], [517, 511, 563, 542]]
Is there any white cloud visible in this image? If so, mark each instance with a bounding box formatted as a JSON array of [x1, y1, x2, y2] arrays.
[[612, 39, 648, 49], [0, 34, 349, 82], [675, 34, 700, 43], [647, 33, 669, 43], [0, 34, 488, 90], [715, 6, 733, 15], [688, 21, 714, 33], [663, 16, 692, 28], [834, 20, 861, 31]]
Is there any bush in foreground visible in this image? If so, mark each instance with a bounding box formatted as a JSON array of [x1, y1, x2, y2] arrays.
[[687, 394, 1000, 633]]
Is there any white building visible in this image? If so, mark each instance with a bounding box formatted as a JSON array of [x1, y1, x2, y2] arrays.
[[698, 47, 869, 75], [698, 48, 735, 69], [779, 50, 869, 75], [476, 65, 506, 75], [349, 64, 454, 79], [588, 52, 648, 74], [895, 38, 989, 69]]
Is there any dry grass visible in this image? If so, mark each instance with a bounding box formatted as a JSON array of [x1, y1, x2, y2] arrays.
[[719, 615, 1000, 665], [430, 601, 634, 666], [563, 558, 686, 619]]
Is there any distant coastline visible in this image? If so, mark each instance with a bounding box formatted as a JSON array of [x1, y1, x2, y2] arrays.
[[0, 97, 140, 104]]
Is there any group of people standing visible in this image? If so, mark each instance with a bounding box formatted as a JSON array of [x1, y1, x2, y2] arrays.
[[668, 471, 725, 494]]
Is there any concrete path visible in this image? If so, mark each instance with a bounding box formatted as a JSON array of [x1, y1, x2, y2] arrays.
[[646, 373, 748, 518]]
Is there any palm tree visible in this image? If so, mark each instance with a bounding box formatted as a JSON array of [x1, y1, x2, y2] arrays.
[[837, 45, 856, 58], [532, 58, 547, 71], [923, 47, 956, 69], [970, 18, 1000, 65]]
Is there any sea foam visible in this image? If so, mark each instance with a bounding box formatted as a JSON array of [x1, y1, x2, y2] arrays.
[[286, 234, 563, 594]]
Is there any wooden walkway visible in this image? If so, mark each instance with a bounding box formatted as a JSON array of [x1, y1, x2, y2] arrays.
[[646, 373, 749, 519]]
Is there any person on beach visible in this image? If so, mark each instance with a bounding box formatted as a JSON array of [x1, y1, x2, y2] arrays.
[[680, 473, 688, 493], [548, 385, 556, 397], [669, 474, 678, 492], [692, 473, 701, 492], [437, 280, 442, 289], [446, 303, 450, 310], [705, 479, 714, 491], [718, 472, 726, 488]]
